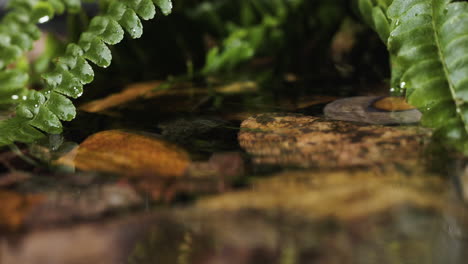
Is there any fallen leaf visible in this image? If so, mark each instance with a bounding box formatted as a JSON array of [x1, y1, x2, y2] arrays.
[[79, 81, 162, 113], [57, 130, 191, 177], [80, 81, 258, 114], [372, 96, 416, 111]]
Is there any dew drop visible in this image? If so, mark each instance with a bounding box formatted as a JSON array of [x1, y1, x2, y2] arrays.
[[22, 96, 27, 100], [34, 104, 39, 108], [390, 87, 396, 92], [38, 16, 50, 24], [396, 20, 400, 26], [11, 95, 19, 100], [400, 82, 406, 89]]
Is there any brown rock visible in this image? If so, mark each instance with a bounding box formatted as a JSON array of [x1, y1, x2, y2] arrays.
[[57, 130, 191, 177], [239, 113, 430, 168], [24, 184, 142, 226], [0, 191, 44, 231], [0, 171, 31, 187], [186, 152, 245, 179]]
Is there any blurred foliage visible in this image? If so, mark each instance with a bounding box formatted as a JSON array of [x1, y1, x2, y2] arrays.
[[356, 0, 468, 154], [92, 0, 388, 98], [0, 0, 392, 146]]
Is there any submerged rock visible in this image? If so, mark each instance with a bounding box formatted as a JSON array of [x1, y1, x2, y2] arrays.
[[324, 96, 422, 125], [0, 191, 44, 231], [24, 184, 142, 227], [197, 167, 448, 221], [239, 113, 430, 168]]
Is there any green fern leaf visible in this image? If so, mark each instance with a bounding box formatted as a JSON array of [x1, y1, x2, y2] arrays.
[[46, 92, 76, 121], [386, 0, 468, 150], [83, 37, 113, 68], [136, 0, 156, 20], [0, 70, 28, 104], [0, 0, 174, 147], [154, 0, 173, 16], [119, 8, 144, 38], [0, 117, 44, 145], [28, 104, 62, 134]]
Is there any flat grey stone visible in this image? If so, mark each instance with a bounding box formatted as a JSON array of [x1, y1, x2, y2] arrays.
[[324, 96, 422, 125]]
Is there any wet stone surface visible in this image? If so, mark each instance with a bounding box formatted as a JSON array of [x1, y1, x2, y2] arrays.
[[239, 113, 430, 168], [324, 96, 422, 125]]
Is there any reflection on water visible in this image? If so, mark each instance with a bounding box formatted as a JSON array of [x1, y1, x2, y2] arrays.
[[0, 164, 468, 264], [2, 177, 468, 264], [2, 84, 468, 264]]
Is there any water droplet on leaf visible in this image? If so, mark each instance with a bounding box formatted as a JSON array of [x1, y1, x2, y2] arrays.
[[38, 16, 50, 24]]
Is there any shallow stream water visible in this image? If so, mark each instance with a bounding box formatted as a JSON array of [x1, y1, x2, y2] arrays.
[[2, 80, 468, 264]]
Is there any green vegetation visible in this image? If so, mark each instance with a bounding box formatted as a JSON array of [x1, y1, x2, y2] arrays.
[[0, 0, 172, 145], [358, 0, 468, 152], [1, 0, 468, 153]]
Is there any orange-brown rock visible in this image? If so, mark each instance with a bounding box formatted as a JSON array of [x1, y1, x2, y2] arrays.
[[239, 113, 430, 168], [57, 130, 191, 177], [0, 191, 44, 231]]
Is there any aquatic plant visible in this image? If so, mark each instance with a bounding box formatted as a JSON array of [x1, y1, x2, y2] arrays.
[[357, 0, 468, 152], [0, 0, 172, 146]]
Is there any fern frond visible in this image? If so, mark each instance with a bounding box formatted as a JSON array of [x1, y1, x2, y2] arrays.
[[357, 0, 468, 151], [0, 0, 47, 104], [386, 0, 468, 149], [357, 0, 392, 41], [0, 0, 173, 146]]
